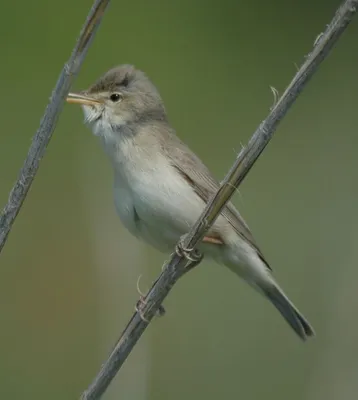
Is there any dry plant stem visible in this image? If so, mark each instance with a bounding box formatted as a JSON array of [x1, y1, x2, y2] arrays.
[[81, 1, 358, 399], [0, 0, 111, 253]]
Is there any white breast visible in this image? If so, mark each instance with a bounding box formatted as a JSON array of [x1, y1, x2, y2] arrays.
[[100, 132, 205, 252]]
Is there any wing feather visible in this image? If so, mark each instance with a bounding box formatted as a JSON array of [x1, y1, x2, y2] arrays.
[[163, 135, 270, 270]]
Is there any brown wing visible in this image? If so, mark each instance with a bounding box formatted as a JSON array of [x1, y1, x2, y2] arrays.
[[164, 134, 271, 270]]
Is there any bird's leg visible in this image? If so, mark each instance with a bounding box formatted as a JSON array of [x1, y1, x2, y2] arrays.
[[135, 275, 166, 322], [175, 234, 203, 264]]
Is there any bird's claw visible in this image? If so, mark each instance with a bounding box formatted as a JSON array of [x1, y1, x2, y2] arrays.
[[135, 297, 150, 322], [135, 297, 166, 321], [175, 236, 203, 263], [135, 275, 166, 321]]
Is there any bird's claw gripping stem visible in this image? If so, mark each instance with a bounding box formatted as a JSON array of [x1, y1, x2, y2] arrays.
[[135, 275, 166, 321], [175, 236, 203, 263]]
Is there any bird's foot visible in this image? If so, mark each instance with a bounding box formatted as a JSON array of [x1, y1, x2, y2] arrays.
[[135, 275, 166, 322], [135, 297, 166, 322], [175, 235, 203, 264]]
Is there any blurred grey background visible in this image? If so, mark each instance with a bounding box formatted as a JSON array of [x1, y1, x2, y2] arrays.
[[0, 0, 357, 399]]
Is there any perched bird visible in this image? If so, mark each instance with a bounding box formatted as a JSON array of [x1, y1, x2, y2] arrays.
[[67, 64, 314, 340]]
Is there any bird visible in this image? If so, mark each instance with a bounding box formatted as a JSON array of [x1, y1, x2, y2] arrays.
[[66, 64, 314, 340]]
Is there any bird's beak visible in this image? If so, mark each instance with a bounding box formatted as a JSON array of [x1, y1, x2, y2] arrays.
[[66, 92, 102, 106]]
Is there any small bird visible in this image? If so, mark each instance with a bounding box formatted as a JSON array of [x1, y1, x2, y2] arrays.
[[67, 64, 314, 340]]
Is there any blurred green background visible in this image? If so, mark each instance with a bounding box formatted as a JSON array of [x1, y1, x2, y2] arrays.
[[1, 0, 357, 398]]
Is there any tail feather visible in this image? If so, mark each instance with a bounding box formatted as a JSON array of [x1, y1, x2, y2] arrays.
[[264, 285, 315, 340]]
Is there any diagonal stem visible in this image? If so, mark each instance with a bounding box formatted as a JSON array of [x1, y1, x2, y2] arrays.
[[0, 0, 111, 254]]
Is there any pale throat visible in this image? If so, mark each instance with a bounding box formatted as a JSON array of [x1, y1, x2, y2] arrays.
[[95, 120, 139, 176], [82, 103, 128, 137]]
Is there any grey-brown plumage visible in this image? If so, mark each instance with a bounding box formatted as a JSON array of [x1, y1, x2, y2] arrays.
[[67, 65, 314, 340]]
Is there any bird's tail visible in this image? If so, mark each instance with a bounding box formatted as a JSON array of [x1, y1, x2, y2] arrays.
[[263, 284, 315, 340]]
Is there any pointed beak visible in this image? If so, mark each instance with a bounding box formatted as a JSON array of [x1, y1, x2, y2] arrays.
[[66, 92, 102, 106]]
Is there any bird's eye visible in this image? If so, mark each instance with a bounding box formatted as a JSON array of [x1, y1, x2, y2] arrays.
[[109, 93, 122, 102]]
